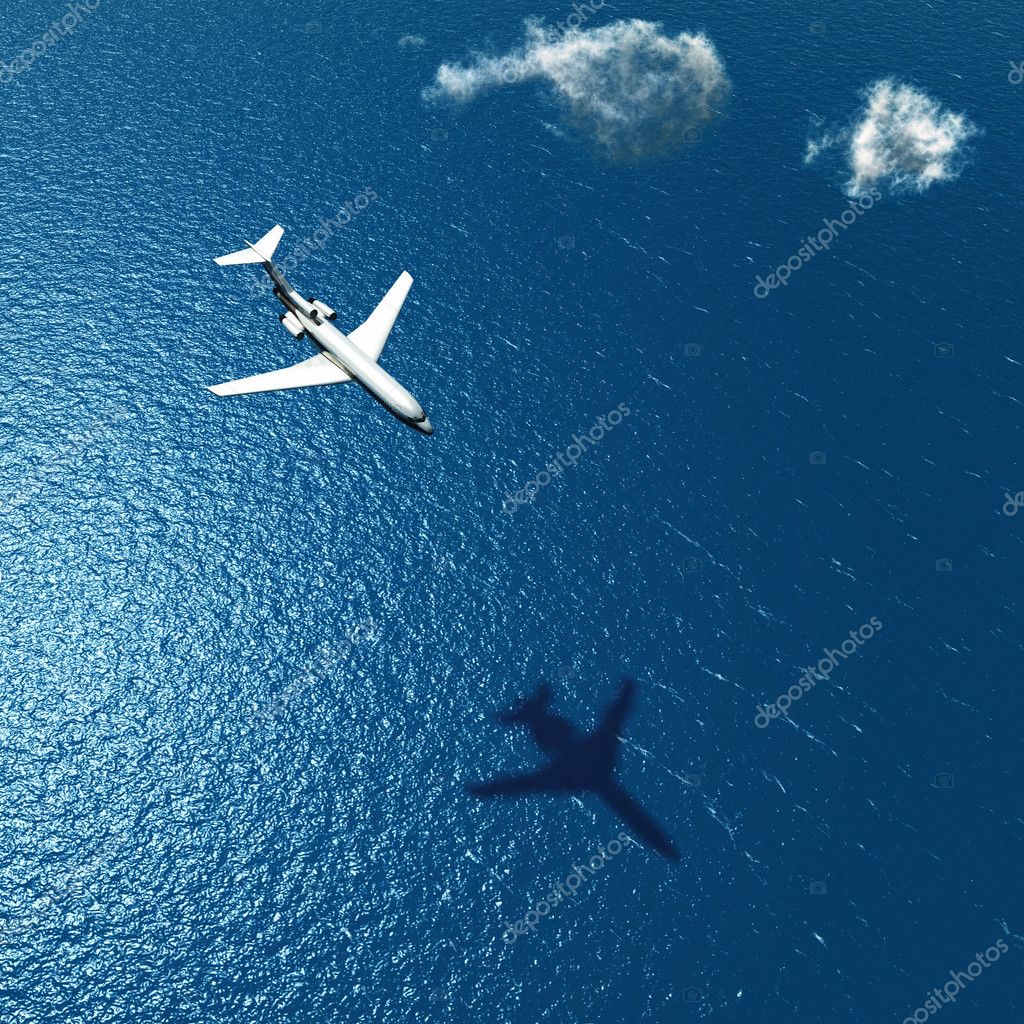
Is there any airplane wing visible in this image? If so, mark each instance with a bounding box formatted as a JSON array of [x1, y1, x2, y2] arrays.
[[208, 353, 353, 396], [347, 271, 413, 362], [599, 784, 680, 860], [467, 764, 564, 797]]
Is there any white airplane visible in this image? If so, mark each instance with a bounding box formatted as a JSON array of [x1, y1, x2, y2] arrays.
[[210, 225, 432, 434]]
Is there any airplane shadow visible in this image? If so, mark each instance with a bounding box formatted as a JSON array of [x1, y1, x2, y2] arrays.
[[467, 678, 680, 860]]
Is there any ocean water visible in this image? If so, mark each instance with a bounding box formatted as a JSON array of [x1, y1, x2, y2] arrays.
[[2, 0, 1024, 1021]]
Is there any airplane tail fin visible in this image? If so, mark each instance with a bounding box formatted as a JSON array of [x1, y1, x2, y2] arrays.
[[214, 224, 285, 266]]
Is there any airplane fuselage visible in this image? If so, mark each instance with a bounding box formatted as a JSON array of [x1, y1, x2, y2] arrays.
[[266, 262, 432, 434]]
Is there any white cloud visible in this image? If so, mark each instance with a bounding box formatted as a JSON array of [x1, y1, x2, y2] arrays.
[[425, 19, 728, 159], [807, 80, 978, 196], [398, 34, 425, 48]]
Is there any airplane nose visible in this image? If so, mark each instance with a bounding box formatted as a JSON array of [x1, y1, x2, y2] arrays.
[[417, 416, 433, 435]]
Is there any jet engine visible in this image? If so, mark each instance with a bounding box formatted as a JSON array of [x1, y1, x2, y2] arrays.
[[308, 297, 337, 321], [280, 311, 305, 339]]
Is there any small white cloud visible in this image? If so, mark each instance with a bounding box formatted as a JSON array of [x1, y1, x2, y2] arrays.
[[398, 34, 425, 48], [425, 19, 729, 159], [807, 80, 978, 196]]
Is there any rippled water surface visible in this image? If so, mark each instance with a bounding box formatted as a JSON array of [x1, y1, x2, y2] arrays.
[[3, 0, 1024, 1020]]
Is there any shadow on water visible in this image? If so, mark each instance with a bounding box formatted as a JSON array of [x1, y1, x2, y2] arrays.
[[467, 678, 680, 860]]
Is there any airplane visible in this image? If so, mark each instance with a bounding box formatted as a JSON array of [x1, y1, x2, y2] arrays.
[[468, 678, 681, 859], [210, 225, 433, 435]]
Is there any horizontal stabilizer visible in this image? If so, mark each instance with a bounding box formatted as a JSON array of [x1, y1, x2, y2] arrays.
[[208, 353, 352, 396], [214, 224, 285, 266], [348, 271, 413, 362]]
